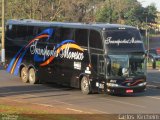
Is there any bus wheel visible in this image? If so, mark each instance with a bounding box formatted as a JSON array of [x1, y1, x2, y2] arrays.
[[28, 68, 37, 84], [20, 67, 28, 83], [81, 76, 91, 94]]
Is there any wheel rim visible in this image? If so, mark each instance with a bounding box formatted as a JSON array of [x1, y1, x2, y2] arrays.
[[81, 77, 89, 92], [29, 68, 35, 83], [21, 67, 27, 82]]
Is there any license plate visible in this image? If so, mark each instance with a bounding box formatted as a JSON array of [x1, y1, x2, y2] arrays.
[[126, 89, 133, 93]]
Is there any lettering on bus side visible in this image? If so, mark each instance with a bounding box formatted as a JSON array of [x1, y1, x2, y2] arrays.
[[30, 41, 84, 62], [105, 37, 142, 46]]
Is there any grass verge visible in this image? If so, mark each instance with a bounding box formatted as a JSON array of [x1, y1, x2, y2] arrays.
[[0, 99, 116, 120]]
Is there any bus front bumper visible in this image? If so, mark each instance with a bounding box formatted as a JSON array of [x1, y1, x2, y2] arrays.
[[107, 85, 146, 94]]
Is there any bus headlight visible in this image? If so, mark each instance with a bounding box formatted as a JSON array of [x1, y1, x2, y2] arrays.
[[138, 82, 147, 86], [107, 83, 119, 87]]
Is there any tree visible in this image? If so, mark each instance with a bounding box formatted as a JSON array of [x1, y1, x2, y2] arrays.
[[60, 0, 102, 22], [96, 0, 118, 23], [123, 1, 144, 27], [95, 0, 157, 28], [145, 4, 157, 23], [1, 0, 158, 26]]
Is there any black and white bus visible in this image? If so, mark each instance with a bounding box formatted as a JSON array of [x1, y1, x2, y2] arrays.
[[5, 19, 147, 94]]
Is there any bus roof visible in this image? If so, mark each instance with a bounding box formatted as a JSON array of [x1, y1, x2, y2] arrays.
[[6, 19, 137, 31]]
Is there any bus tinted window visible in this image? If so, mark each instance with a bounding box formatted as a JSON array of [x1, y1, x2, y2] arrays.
[[75, 29, 88, 46], [16, 26, 28, 40], [90, 30, 102, 49], [61, 28, 74, 41], [6, 25, 34, 41], [52, 28, 74, 43], [26, 26, 35, 41], [53, 28, 60, 43], [6, 25, 17, 39], [35, 27, 48, 43], [27, 26, 34, 36]]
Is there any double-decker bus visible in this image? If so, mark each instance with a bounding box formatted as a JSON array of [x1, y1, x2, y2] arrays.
[[5, 19, 147, 94]]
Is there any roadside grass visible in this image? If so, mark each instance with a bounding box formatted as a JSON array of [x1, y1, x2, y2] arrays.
[[0, 102, 113, 120], [0, 104, 77, 120], [0, 104, 47, 114], [0, 102, 115, 120], [0, 104, 48, 120], [147, 61, 160, 69], [149, 34, 160, 37]]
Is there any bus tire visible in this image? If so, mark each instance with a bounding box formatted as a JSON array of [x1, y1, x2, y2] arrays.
[[28, 68, 37, 84], [81, 76, 91, 94], [20, 66, 28, 83]]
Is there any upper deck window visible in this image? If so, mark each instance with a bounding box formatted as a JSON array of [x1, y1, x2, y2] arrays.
[[53, 28, 75, 44], [89, 30, 103, 49], [75, 29, 88, 47]]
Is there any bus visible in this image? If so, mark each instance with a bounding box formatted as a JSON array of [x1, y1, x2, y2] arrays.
[[5, 19, 147, 94]]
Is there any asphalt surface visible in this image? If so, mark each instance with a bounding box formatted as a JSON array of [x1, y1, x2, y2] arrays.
[[0, 65, 160, 114]]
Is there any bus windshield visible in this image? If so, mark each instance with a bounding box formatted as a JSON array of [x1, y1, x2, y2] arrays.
[[104, 29, 144, 53], [129, 55, 146, 76], [108, 55, 129, 77], [107, 55, 146, 77]]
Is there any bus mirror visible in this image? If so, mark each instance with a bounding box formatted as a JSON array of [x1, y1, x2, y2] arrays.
[[106, 57, 111, 65], [122, 68, 129, 76], [143, 53, 147, 58]]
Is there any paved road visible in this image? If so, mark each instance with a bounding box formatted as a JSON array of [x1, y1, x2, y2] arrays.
[[0, 66, 160, 114]]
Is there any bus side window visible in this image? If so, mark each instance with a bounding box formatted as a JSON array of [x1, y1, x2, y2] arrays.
[[27, 26, 35, 41], [89, 30, 103, 49], [16, 25, 28, 41], [75, 29, 88, 47], [60, 28, 75, 42], [6, 25, 17, 40], [54, 28, 75, 44], [53, 28, 61, 44], [33, 27, 39, 36], [35, 27, 48, 43]]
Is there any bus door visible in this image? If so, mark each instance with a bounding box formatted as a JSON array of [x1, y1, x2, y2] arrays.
[[89, 30, 105, 92]]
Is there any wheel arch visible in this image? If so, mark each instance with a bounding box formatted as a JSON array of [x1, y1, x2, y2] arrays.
[[28, 64, 36, 72]]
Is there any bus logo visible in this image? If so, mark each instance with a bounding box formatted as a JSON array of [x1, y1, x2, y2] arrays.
[[7, 28, 84, 75]]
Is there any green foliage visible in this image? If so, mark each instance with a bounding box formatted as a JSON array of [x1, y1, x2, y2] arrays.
[[95, 0, 158, 28], [145, 4, 157, 23], [0, 0, 158, 27]]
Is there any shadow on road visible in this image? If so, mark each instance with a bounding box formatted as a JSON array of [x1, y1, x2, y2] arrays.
[[0, 83, 159, 99], [0, 83, 78, 98]]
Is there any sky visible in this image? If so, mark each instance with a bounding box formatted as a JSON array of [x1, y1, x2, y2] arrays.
[[137, 0, 160, 12]]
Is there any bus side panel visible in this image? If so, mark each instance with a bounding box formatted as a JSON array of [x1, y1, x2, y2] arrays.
[[69, 50, 90, 88]]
